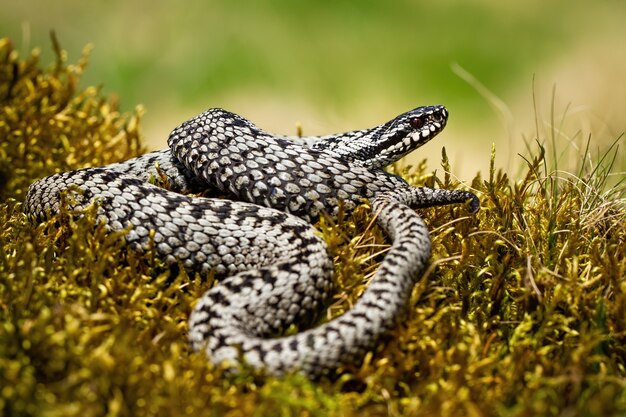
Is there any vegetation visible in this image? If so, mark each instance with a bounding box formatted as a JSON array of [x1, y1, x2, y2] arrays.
[[1, 37, 625, 417]]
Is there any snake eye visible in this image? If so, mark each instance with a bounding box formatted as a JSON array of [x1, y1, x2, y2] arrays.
[[409, 117, 423, 130]]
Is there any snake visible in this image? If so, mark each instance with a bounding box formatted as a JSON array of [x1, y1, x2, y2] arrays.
[[24, 105, 479, 378]]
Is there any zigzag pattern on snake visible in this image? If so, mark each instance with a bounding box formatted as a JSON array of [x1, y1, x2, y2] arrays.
[[24, 105, 479, 377]]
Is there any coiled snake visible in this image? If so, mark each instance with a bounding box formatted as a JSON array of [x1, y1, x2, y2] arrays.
[[25, 105, 478, 378]]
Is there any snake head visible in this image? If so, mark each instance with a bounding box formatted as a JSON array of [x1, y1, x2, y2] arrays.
[[365, 105, 448, 169], [310, 105, 449, 169]]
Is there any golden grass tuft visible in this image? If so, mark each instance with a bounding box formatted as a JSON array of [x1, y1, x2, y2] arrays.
[[1, 35, 625, 417]]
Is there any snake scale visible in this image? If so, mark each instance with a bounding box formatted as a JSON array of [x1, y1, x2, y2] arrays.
[[25, 105, 479, 378]]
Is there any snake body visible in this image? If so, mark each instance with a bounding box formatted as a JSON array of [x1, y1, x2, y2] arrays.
[[25, 105, 478, 377]]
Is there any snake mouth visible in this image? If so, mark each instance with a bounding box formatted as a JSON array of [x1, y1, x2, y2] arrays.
[[410, 106, 448, 143], [365, 105, 448, 167]]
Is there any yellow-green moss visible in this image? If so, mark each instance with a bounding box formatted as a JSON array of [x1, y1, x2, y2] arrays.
[[0, 33, 144, 201], [1, 35, 625, 417]]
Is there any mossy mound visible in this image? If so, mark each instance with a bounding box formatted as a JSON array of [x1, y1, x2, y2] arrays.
[[1, 36, 625, 417]]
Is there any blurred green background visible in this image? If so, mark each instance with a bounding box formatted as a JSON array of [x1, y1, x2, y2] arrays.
[[2, 0, 624, 177]]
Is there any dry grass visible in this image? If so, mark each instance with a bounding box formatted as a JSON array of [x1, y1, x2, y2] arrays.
[[1, 37, 625, 417]]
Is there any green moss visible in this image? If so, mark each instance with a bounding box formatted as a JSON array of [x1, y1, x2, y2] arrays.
[[0, 33, 144, 201], [1, 36, 625, 417]]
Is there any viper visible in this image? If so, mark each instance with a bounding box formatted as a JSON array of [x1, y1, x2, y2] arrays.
[[25, 105, 478, 377]]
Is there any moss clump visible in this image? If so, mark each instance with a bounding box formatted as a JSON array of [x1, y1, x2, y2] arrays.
[[1, 36, 625, 417], [0, 33, 144, 201]]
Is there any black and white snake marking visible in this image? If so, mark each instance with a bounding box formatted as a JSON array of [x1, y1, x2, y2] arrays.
[[25, 105, 479, 377]]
